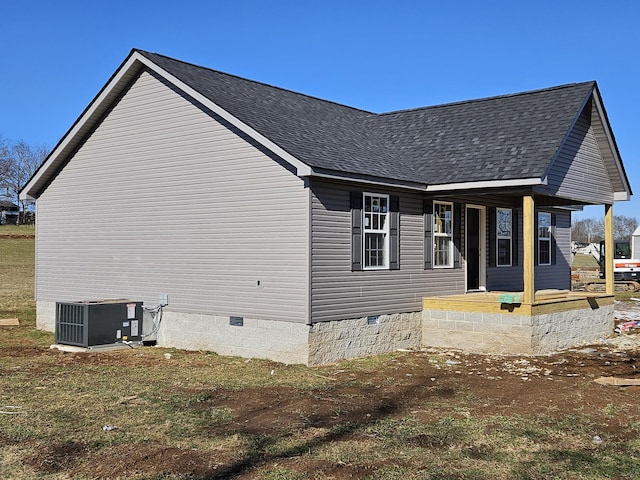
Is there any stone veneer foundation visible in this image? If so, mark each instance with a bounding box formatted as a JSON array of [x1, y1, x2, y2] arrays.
[[307, 312, 422, 366]]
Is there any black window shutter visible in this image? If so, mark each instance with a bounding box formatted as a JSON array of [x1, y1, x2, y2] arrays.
[[551, 213, 557, 265], [423, 199, 433, 269], [488, 207, 496, 267], [350, 192, 363, 271], [534, 211, 539, 266], [389, 195, 400, 270], [453, 203, 462, 269], [512, 209, 519, 267]]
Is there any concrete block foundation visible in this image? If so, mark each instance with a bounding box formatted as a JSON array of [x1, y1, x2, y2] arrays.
[[423, 301, 614, 354], [36, 295, 615, 364]]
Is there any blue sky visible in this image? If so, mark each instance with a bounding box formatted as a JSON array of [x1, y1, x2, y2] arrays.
[[2, 0, 638, 220]]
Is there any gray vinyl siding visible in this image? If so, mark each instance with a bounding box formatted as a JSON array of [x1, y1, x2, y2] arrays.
[[310, 180, 465, 323], [487, 208, 523, 292], [540, 107, 614, 204], [35, 70, 309, 323], [487, 208, 571, 291], [535, 210, 571, 291]]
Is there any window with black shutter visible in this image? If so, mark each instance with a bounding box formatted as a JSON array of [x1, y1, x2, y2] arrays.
[[351, 192, 399, 271]]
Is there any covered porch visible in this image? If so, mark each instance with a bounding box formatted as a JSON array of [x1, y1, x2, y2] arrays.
[[422, 194, 620, 354]]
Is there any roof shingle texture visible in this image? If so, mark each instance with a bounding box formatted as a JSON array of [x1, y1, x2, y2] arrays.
[[139, 50, 594, 186]]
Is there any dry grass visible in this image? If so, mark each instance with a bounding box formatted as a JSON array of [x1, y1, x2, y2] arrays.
[[0, 225, 35, 325], [572, 253, 600, 268], [2, 228, 640, 479]]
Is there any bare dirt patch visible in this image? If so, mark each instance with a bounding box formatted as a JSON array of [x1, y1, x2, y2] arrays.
[[6, 302, 640, 479], [0, 234, 35, 239], [12, 336, 640, 478]]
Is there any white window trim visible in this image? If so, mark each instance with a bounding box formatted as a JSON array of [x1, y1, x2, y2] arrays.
[[362, 192, 390, 270], [433, 201, 454, 269], [497, 207, 512, 267], [538, 212, 552, 266]]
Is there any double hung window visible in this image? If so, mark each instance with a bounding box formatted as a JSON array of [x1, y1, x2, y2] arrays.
[[363, 193, 389, 269], [497, 208, 512, 267], [538, 212, 552, 265], [433, 202, 453, 268]]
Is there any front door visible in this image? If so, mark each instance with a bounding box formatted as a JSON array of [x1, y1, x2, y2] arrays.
[[466, 206, 486, 291]]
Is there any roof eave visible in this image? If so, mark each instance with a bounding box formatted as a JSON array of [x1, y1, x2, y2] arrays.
[[426, 177, 545, 192], [591, 85, 633, 198], [310, 168, 427, 191], [20, 50, 146, 200]]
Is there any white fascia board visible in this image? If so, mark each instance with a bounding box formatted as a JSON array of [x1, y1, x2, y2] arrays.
[[310, 170, 427, 191], [614, 191, 631, 201], [134, 53, 312, 177], [19, 183, 36, 201], [425, 177, 544, 192], [20, 54, 143, 200]]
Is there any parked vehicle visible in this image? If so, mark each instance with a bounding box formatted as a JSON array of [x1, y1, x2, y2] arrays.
[[585, 238, 640, 292]]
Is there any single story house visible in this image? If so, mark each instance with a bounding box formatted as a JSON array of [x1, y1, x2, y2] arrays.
[[0, 200, 19, 225], [20, 49, 632, 365]]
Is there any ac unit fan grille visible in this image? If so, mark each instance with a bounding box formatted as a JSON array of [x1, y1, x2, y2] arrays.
[[56, 303, 86, 346]]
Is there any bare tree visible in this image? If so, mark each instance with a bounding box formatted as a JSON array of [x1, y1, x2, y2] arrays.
[[571, 218, 604, 243], [0, 135, 11, 181], [572, 215, 638, 243], [613, 215, 638, 240], [1, 138, 49, 223]]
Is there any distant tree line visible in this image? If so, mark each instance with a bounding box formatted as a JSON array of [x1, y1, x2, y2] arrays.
[[572, 215, 638, 244], [0, 135, 49, 223]]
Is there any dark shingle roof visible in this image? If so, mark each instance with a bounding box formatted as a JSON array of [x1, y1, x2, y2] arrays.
[[0, 200, 17, 209], [138, 50, 594, 186], [374, 83, 595, 185]]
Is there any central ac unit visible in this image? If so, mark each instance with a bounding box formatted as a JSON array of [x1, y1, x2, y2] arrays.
[[55, 300, 143, 347]]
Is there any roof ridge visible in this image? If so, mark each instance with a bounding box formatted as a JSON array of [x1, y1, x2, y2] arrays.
[[379, 81, 596, 116], [135, 49, 375, 116]]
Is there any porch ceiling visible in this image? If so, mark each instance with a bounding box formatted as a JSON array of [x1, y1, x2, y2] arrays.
[[426, 188, 596, 209]]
